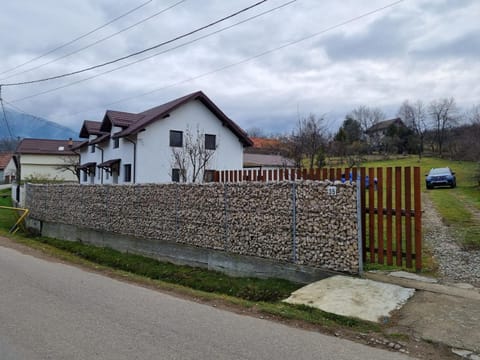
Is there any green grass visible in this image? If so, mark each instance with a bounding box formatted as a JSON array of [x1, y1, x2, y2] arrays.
[[31, 236, 300, 302], [0, 188, 17, 230], [1, 233, 380, 333]]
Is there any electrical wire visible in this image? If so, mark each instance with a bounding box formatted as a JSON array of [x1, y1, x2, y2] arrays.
[[9, 0, 295, 103], [0, 87, 14, 139], [0, 0, 153, 77], [1, 0, 186, 82], [2, 98, 77, 133], [10, 0, 404, 117], [102, 0, 405, 108], [0, 0, 268, 88]]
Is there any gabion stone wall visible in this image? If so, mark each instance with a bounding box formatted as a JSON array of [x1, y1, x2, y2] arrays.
[[26, 181, 359, 273]]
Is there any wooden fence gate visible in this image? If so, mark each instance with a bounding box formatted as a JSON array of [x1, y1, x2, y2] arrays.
[[214, 166, 422, 271]]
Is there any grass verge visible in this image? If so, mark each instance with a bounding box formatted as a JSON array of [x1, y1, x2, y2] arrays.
[[1, 232, 380, 333]]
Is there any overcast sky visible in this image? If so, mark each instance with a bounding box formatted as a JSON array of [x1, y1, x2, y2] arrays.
[[1, 0, 479, 136]]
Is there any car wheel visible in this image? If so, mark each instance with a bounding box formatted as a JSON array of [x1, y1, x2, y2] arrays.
[[451, 182, 456, 188], [426, 184, 433, 189]]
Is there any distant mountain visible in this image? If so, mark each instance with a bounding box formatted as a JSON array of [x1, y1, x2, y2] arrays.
[[0, 108, 78, 140]]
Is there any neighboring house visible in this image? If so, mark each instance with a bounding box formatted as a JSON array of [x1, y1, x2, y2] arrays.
[[0, 152, 16, 184], [76, 91, 252, 184], [15, 138, 82, 182], [365, 118, 407, 150], [243, 137, 295, 168], [243, 153, 295, 168]]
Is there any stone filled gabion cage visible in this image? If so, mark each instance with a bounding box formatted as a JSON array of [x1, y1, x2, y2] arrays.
[[25, 181, 360, 274]]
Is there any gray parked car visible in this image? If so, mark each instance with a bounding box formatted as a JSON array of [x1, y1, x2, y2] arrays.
[[425, 167, 456, 189]]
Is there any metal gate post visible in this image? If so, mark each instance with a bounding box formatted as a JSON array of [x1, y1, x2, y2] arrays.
[[291, 182, 297, 263], [357, 174, 364, 276]]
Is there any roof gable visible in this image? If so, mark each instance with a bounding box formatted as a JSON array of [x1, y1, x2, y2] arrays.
[[79, 120, 104, 138], [100, 111, 144, 133], [111, 91, 252, 147], [0, 152, 13, 169], [16, 138, 82, 155], [366, 118, 405, 133]]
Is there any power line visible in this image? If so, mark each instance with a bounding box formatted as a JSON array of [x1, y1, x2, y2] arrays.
[[0, 0, 268, 88], [104, 0, 405, 107], [23, 0, 404, 118], [0, 0, 153, 77], [2, 98, 77, 133], [10, 0, 296, 103], [0, 87, 14, 139], [1, 0, 186, 82]]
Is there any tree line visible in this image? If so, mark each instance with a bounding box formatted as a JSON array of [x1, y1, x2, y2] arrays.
[[248, 97, 480, 167]]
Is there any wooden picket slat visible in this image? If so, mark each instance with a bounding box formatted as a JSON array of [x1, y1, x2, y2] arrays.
[[360, 167, 367, 262], [414, 167, 422, 271], [386, 167, 393, 266], [336, 168, 342, 181], [368, 167, 375, 263], [377, 167, 384, 264], [395, 167, 402, 266], [405, 167, 412, 268]]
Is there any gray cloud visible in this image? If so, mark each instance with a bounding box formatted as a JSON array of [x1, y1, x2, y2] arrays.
[[1, 0, 479, 136]]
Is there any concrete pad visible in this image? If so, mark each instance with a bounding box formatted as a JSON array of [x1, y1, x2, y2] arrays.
[[398, 291, 480, 353], [389, 271, 438, 283], [284, 275, 415, 323]]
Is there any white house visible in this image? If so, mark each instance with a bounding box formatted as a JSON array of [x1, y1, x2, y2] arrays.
[[15, 138, 81, 182], [76, 91, 252, 184], [0, 152, 16, 184]]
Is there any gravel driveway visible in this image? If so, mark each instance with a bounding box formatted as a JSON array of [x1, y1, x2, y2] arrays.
[[422, 194, 480, 287]]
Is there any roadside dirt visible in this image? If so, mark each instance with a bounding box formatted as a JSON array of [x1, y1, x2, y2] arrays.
[[0, 235, 457, 359]]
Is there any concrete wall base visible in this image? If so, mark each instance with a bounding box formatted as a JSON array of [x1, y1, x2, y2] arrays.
[[34, 220, 339, 284]]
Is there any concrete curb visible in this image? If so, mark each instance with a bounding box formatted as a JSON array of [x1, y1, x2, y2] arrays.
[[364, 271, 480, 301]]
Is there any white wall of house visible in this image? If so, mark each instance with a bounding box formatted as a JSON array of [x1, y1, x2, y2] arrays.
[[136, 100, 244, 183], [3, 158, 16, 183], [19, 154, 79, 182]]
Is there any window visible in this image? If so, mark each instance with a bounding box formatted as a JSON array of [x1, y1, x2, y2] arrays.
[[205, 134, 216, 150], [204, 170, 215, 182], [170, 130, 183, 147], [124, 164, 132, 182], [172, 168, 180, 182], [90, 145, 95, 153], [82, 170, 87, 182], [113, 137, 119, 149]]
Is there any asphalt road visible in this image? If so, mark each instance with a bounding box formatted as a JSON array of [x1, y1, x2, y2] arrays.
[[0, 245, 414, 360]]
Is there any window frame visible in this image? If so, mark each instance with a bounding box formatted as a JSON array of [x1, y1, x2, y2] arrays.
[[169, 130, 183, 147], [124, 164, 132, 183], [172, 168, 180, 182], [205, 134, 216, 150]]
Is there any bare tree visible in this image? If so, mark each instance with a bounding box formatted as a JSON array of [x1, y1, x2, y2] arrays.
[[347, 105, 386, 133], [55, 155, 80, 182], [294, 114, 327, 169], [0, 137, 20, 152], [397, 100, 428, 157], [466, 104, 480, 125], [428, 97, 460, 156], [171, 126, 217, 183]]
